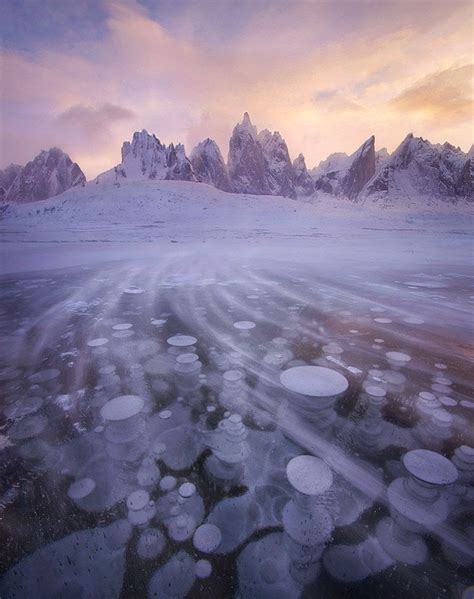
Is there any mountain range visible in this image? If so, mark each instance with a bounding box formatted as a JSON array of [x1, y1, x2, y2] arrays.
[[1, 113, 472, 205]]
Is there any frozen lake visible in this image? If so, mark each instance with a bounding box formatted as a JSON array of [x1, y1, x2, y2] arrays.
[[0, 239, 473, 598]]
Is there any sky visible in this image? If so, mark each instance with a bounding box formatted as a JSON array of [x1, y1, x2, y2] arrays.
[[0, 0, 473, 179]]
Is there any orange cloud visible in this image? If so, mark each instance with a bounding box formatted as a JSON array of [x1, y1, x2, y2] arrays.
[[390, 64, 473, 124], [1, 0, 473, 178]]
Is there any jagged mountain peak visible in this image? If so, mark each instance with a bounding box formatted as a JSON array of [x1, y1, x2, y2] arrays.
[[96, 130, 196, 185], [191, 138, 231, 192], [3, 147, 85, 204], [365, 134, 472, 201]]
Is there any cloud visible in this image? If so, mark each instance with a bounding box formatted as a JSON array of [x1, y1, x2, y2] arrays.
[[0, 0, 473, 177], [56, 103, 135, 140], [313, 90, 364, 113], [390, 64, 473, 124]]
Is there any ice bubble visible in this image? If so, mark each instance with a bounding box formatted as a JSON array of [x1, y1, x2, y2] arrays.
[[112, 330, 134, 338], [148, 551, 195, 598], [193, 523, 222, 553], [176, 353, 199, 365], [195, 559, 212, 578], [167, 335, 197, 348], [280, 366, 348, 398], [137, 528, 165, 560], [435, 363, 448, 370], [385, 351, 411, 365], [439, 396, 457, 407], [419, 391, 437, 401], [179, 482, 196, 498], [8, 413, 48, 440], [87, 338, 109, 347], [101, 395, 144, 421], [160, 476, 177, 492], [168, 514, 196, 542], [403, 449, 458, 486], [0, 367, 21, 381], [322, 343, 344, 355], [28, 368, 60, 383], [123, 286, 144, 295], [68, 478, 96, 501], [286, 455, 333, 495], [433, 375, 452, 386], [233, 321, 256, 330], [151, 318, 167, 326], [4, 396, 43, 419], [127, 490, 150, 511], [403, 316, 425, 325], [374, 318, 392, 324], [159, 410, 172, 420], [112, 323, 133, 330], [152, 441, 167, 457]]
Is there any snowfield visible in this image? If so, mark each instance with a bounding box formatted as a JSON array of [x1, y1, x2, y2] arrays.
[[0, 179, 472, 274]]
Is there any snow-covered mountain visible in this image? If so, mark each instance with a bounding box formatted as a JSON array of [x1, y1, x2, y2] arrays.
[[2, 117, 471, 206], [227, 112, 315, 198], [257, 128, 297, 199], [313, 136, 376, 199], [2, 149, 85, 204], [94, 130, 196, 185], [227, 112, 271, 195], [0, 164, 23, 202], [190, 138, 231, 191], [292, 153, 315, 196], [364, 134, 473, 202]]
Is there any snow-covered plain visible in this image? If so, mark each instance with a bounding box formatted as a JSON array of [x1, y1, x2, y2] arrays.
[[0, 180, 473, 598]]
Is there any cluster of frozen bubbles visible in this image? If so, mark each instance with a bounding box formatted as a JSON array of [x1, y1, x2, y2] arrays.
[[1, 284, 473, 599]]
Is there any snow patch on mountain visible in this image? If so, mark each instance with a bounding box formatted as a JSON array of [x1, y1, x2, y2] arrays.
[[94, 130, 196, 185]]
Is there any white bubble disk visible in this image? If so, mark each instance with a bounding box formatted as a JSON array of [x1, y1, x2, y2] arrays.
[[233, 321, 256, 330], [112, 323, 133, 331], [123, 286, 144, 295], [193, 524, 222, 553], [374, 318, 392, 324], [87, 338, 109, 347], [68, 477, 96, 500], [160, 476, 177, 492], [403, 316, 425, 325], [167, 335, 197, 347], [280, 366, 348, 398], [385, 351, 411, 364], [179, 482, 196, 498], [101, 395, 144, 421], [159, 410, 172, 420], [151, 318, 167, 326], [403, 449, 458, 486], [137, 528, 166, 559], [176, 353, 199, 365], [195, 559, 212, 578], [127, 490, 150, 511], [112, 330, 134, 338], [286, 455, 333, 496]]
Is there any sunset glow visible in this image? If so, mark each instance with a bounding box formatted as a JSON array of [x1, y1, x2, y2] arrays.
[[1, 0, 473, 179]]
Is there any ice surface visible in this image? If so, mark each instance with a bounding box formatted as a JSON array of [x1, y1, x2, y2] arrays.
[[0, 179, 473, 597]]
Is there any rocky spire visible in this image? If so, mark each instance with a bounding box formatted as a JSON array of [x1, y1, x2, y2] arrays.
[[228, 113, 269, 195], [4, 148, 85, 204], [190, 138, 231, 191], [292, 153, 314, 196]]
